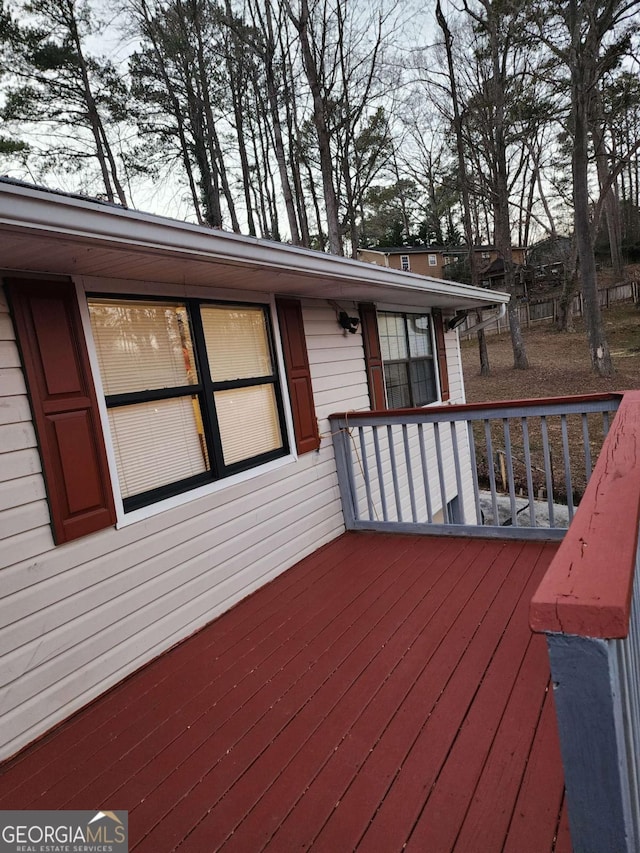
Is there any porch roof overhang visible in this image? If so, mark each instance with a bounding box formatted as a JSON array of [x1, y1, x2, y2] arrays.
[[0, 181, 510, 311]]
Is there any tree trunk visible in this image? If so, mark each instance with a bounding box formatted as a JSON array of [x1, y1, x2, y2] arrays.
[[488, 6, 528, 369], [136, 0, 203, 223], [262, 1, 301, 244], [477, 314, 490, 376], [186, 0, 239, 232], [436, 0, 491, 376], [285, 0, 342, 255], [592, 87, 623, 278], [223, 0, 256, 235], [572, 58, 612, 375], [65, 0, 127, 205], [285, 78, 312, 246], [557, 246, 579, 332]]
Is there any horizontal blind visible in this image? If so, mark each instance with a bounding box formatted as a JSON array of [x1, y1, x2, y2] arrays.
[[378, 312, 408, 361], [214, 385, 282, 465], [108, 396, 209, 497], [89, 300, 197, 394], [201, 305, 272, 382]]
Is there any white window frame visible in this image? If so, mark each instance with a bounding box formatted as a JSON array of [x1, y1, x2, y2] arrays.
[[428, 254, 438, 267], [400, 254, 410, 271]]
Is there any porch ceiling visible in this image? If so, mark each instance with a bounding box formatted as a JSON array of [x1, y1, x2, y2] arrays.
[[0, 532, 569, 852], [0, 181, 510, 310]]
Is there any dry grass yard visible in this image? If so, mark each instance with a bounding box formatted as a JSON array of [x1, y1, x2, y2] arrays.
[[460, 299, 640, 503], [461, 300, 640, 403]]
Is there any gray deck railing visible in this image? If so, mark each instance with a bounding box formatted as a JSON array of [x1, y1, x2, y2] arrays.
[[329, 393, 622, 541], [531, 391, 640, 853]]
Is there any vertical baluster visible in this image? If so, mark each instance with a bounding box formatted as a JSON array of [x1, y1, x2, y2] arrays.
[[434, 421, 449, 523], [540, 416, 555, 527], [418, 423, 434, 524], [387, 424, 403, 522], [359, 426, 374, 521], [372, 426, 388, 522], [467, 421, 483, 525], [582, 413, 593, 482], [450, 421, 465, 524], [630, 580, 640, 819], [620, 633, 640, 827], [484, 418, 499, 526], [561, 415, 574, 521], [403, 423, 418, 523], [521, 417, 537, 527], [616, 559, 640, 838], [503, 418, 518, 526]]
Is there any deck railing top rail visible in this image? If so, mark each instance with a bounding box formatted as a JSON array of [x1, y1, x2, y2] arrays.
[[329, 391, 623, 425], [530, 390, 640, 640]]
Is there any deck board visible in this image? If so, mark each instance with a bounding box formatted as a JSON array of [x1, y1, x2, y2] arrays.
[[354, 540, 552, 853], [503, 687, 565, 853], [0, 532, 569, 852], [299, 539, 521, 853]]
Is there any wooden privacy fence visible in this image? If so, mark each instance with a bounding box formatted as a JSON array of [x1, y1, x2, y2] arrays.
[[460, 279, 640, 338]]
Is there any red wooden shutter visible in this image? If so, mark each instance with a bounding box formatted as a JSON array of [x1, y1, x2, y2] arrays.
[[432, 308, 450, 402], [359, 302, 386, 410], [6, 277, 116, 544], [276, 298, 320, 454]]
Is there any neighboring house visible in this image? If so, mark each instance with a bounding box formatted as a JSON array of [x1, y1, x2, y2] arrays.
[[0, 179, 509, 762], [358, 245, 527, 287]]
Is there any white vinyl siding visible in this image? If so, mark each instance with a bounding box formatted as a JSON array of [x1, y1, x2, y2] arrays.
[[0, 285, 362, 762], [0, 283, 470, 763], [0, 286, 55, 568]]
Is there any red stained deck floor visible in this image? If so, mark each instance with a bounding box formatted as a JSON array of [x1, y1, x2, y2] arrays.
[[0, 532, 570, 852]]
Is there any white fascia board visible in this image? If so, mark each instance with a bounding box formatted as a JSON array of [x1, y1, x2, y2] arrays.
[[0, 181, 510, 308]]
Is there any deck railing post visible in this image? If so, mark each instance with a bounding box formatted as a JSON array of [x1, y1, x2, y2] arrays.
[[530, 392, 640, 853], [545, 633, 636, 853], [331, 417, 358, 530]]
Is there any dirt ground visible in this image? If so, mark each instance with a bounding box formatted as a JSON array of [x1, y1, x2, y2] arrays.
[[461, 300, 640, 403]]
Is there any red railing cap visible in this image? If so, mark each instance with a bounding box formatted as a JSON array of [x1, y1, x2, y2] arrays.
[[328, 391, 622, 421], [530, 390, 640, 639]]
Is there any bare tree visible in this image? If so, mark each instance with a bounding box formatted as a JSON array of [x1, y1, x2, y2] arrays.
[[283, 0, 343, 253], [2, 0, 129, 204], [531, 0, 640, 376], [435, 0, 491, 375], [457, 0, 530, 368]]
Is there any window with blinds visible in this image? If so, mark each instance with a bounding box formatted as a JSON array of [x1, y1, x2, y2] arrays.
[[88, 297, 288, 511], [378, 312, 438, 408]]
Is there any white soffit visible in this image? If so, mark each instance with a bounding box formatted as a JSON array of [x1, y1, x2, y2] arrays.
[[0, 182, 510, 311]]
